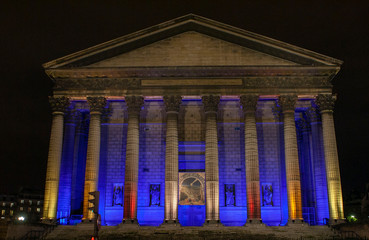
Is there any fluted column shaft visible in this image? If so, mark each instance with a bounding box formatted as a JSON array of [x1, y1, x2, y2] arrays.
[[123, 96, 144, 222], [202, 95, 220, 223], [240, 95, 261, 222], [57, 110, 77, 218], [316, 94, 344, 221], [279, 95, 303, 221], [306, 107, 329, 223], [163, 96, 182, 223], [83, 97, 106, 220], [43, 96, 69, 220]]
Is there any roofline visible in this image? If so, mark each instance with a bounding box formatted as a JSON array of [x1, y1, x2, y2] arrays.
[[43, 14, 343, 69]]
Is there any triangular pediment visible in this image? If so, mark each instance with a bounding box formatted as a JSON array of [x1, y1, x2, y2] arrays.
[[43, 14, 342, 70], [87, 32, 297, 67]]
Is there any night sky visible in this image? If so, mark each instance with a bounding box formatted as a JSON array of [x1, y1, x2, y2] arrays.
[[1, 1, 368, 198]]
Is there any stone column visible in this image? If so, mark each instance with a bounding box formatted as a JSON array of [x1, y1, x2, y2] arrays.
[[162, 95, 182, 225], [123, 96, 144, 224], [306, 107, 330, 224], [279, 95, 303, 223], [43, 96, 70, 220], [82, 97, 106, 220], [202, 95, 221, 225], [57, 108, 78, 220], [315, 94, 344, 223], [240, 95, 262, 224]]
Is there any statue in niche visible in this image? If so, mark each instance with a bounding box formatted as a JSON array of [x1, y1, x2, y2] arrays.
[[112, 184, 123, 206], [225, 184, 235, 206], [262, 183, 273, 206], [150, 184, 160, 206]]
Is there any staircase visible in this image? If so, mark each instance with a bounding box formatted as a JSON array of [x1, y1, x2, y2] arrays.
[[19, 222, 57, 240]]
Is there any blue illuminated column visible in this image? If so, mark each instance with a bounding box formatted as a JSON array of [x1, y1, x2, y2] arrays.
[[70, 112, 88, 215], [306, 107, 329, 224], [82, 97, 106, 220], [315, 94, 344, 224], [202, 95, 222, 225], [57, 107, 78, 222], [122, 96, 144, 224], [43, 96, 70, 220], [163, 95, 182, 225], [279, 95, 303, 223], [240, 95, 262, 224]]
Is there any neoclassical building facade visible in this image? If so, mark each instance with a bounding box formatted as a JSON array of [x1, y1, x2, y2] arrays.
[[42, 14, 344, 226]]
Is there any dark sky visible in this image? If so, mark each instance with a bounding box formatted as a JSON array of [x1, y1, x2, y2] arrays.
[[1, 1, 368, 198]]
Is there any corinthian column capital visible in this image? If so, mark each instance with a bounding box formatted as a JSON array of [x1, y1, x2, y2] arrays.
[[125, 96, 144, 115], [49, 96, 70, 114], [305, 107, 321, 123], [87, 97, 106, 113], [278, 95, 298, 112], [240, 95, 259, 113], [163, 95, 182, 113], [316, 94, 336, 112], [202, 95, 220, 113]]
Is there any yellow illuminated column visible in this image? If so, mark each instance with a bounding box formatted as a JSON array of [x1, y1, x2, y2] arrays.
[[316, 94, 344, 223], [202, 95, 222, 225], [240, 95, 262, 223], [82, 97, 106, 220], [279, 95, 303, 223], [163, 95, 182, 225], [43, 96, 70, 220], [123, 96, 144, 224]]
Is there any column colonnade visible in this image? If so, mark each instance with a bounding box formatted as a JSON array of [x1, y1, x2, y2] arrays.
[[44, 93, 344, 225], [240, 95, 262, 224], [316, 94, 344, 223], [43, 96, 70, 220], [122, 96, 144, 224], [82, 97, 107, 220], [163, 95, 182, 225]]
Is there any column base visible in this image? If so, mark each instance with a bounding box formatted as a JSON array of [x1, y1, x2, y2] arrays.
[[160, 219, 181, 227], [244, 219, 265, 226], [203, 220, 223, 227], [119, 218, 140, 227], [329, 219, 346, 225], [287, 219, 307, 226], [41, 218, 57, 224], [80, 219, 95, 224]]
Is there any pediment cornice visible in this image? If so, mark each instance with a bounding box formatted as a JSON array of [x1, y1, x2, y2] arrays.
[[46, 65, 339, 80], [43, 14, 343, 71]]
